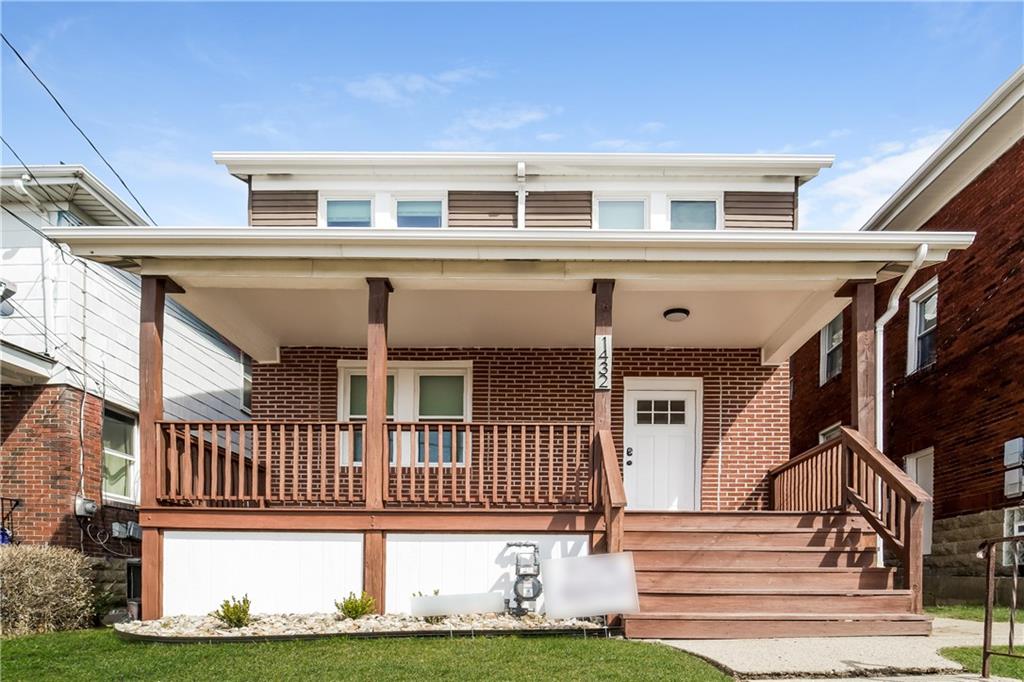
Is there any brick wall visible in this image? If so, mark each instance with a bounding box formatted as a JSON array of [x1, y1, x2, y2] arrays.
[[790, 138, 1024, 520], [0, 384, 139, 557], [253, 347, 790, 510]]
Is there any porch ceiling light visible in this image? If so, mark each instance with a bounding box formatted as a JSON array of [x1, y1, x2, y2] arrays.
[[663, 308, 690, 322]]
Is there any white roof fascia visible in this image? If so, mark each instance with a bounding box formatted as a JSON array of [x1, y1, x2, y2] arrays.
[[862, 66, 1024, 232], [45, 227, 973, 266], [0, 165, 148, 226]]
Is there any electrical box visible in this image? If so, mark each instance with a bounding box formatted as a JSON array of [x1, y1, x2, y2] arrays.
[[1005, 469, 1022, 498], [112, 521, 143, 541], [74, 496, 97, 517], [1005, 438, 1024, 468]]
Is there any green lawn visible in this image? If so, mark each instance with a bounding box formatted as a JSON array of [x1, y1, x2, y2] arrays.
[[927, 604, 1014, 622], [941, 646, 1024, 680], [1, 628, 731, 681]]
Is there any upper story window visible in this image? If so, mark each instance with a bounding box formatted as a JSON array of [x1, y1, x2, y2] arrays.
[[670, 200, 717, 230], [818, 422, 842, 443], [241, 354, 253, 413], [326, 199, 372, 227], [597, 199, 646, 230], [819, 313, 843, 385], [908, 277, 938, 374], [397, 200, 443, 228], [102, 408, 138, 504]]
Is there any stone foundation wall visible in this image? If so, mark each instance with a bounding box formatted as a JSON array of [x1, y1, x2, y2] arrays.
[[925, 507, 1023, 604]]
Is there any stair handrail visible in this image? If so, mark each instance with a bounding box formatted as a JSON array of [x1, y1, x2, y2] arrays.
[[839, 426, 931, 505], [596, 429, 626, 553]]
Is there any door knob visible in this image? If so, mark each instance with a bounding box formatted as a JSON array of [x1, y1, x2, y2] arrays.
[[626, 447, 633, 456]]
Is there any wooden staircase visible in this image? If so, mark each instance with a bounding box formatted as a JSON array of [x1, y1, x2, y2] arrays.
[[622, 510, 932, 639]]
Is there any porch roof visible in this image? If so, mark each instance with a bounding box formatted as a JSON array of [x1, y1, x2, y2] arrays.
[[46, 227, 973, 365]]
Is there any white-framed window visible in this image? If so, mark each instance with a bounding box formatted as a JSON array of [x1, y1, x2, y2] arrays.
[[102, 407, 139, 504], [396, 198, 445, 228], [907, 277, 938, 375], [818, 422, 843, 443], [904, 447, 934, 554], [669, 199, 718, 230], [819, 313, 844, 385], [240, 353, 253, 414], [322, 197, 373, 228], [337, 361, 471, 466], [596, 197, 647, 230]]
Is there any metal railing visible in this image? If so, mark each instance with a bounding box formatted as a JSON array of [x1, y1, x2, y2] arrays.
[[979, 534, 1024, 678]]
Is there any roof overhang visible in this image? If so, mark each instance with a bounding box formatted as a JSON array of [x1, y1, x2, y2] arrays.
[[44, 227, 974, 365], [0, 340, 55, 385], [0, 165, 148, 226], [863, 67, 1024, 231], [213, 151, 834, 185]]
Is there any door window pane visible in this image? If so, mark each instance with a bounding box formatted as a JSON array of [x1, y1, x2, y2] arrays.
[[598, 201, 645, 230], [636, 399, 685, 425], [418, 375, 464, 418], [397, 200, 443, 228], [670, 201, 717, 230], [348, 374, 395, 417], [326, 200, 372, 227]]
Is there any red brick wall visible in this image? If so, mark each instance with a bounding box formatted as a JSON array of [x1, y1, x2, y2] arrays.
[[790, 138, 1024, 519], [253, 347, 790, 510], [0, 384, 139, 557]]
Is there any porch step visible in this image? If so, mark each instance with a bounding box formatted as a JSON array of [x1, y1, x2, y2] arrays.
[[638, 588, 914, 614], [623, 529, 871, 550], [632, 546, 878, 569], [635, 566, 895, 590], [623, 612, 933, 639], [624, 511, 872, 532]]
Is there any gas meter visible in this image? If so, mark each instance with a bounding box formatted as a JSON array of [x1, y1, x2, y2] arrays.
[[505, 541, 542, 616]]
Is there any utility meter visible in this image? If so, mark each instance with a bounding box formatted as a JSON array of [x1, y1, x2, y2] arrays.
[[505, 541, 542, 616]]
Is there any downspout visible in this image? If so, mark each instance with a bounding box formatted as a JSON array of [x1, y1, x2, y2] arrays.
[[874, 244, 928, 452], [516, 162, 526, 229]]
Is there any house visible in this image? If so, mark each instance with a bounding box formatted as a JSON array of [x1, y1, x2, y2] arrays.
[[0, 165, 251, 609], [789, 69, 1024, 605], [45, 151, 975, 638]]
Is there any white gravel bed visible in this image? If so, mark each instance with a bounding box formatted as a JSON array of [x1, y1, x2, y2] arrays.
[[115, 612, 601, 639]]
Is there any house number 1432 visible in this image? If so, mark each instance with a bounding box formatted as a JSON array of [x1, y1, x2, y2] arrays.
[[594, 335, 612, 390]]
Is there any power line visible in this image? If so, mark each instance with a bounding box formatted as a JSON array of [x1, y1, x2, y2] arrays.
[[0, 134, 63, 205], [1, 32, 156, 225]]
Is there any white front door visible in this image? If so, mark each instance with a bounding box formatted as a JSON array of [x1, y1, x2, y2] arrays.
[[623, 387, 699, 511], [904, 448, 934, 554]]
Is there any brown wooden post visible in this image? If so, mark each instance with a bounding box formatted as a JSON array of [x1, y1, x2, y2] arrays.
[[905, 500, 925, 613], [850, 281, 876, 446], [365, 278, 391, 509], [363, 530, 386, 613], [593, 280, 615, 431], [139, 275, 168, 621]]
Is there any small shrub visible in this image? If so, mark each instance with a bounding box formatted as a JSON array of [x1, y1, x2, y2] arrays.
[[91, 584, 121, 626], [336, 591, 375, 619], [413, 589, 444, 624], [211, 594, 251, 628], [0, 545, 94, 636]]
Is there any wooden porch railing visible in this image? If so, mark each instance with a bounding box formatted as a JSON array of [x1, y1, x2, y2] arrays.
[[595, 429, 626, 553], [768, 426, 931, 612], [383, 422, 594, 508]]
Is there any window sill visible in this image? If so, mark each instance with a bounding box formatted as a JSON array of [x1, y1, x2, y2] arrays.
[[101, 498, 139, 511], [818, 372, 842, 388]]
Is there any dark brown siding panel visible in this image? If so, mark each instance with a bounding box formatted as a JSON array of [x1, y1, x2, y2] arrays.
[[525, 191, 592, 228], [250, 191, 318, 227], [447, 191, 517, 228], [723, 191, 796, 229]]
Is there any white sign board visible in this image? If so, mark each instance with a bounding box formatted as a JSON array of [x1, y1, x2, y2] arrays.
[[541, 552, 639, 619], [594, 334, 612, 390]]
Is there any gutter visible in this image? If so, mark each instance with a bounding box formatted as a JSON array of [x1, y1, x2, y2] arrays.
[[875, 244, 929, 450]]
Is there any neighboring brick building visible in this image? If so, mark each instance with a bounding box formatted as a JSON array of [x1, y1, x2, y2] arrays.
[[790, 70, 1024, 602]]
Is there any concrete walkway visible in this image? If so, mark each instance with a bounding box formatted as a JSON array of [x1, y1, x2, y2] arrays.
[[661, 617, 1015, 680]]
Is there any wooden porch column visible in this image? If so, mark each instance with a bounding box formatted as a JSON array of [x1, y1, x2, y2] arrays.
[[593, 280, 615, 431], [139, 275, 168, 621], [364, 278, 392, 509], [850, 281, 877, 446]]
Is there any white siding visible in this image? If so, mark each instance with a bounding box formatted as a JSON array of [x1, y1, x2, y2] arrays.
[[1, 208, 248, 423], [163, 531, 363, 615], [385, 533, 590, 614]]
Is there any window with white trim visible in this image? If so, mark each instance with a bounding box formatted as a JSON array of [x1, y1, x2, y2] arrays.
[[907, 277, 938, 374], [102, 408, 138, 503], [819, 313, 843, 384], [415, 372, 466, 464], [241, 354, 253, 413], [818, 422, 842, 443], [325, 199, 372, 227], [670, 200, 717, 230], [396, 200, 443, 228], [597, 199, 646, 230]]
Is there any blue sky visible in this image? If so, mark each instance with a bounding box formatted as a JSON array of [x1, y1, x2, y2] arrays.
[[2, 2, 1021, 228]]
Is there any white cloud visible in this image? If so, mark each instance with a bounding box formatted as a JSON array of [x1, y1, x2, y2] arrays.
[[345, 68, 491, 106], [591, 138, 650, 152], [536, 132, 563, 143], [638, 121, 666, 134], [799, 130, 950, 231], [430, 105, 557, 150]]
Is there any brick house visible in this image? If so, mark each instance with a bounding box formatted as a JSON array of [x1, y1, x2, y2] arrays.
[[0, 166, 250, 609], [48, 150, 974, 637], [789, 68, 1024, 603]]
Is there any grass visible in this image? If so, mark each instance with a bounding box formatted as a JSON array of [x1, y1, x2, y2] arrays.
[[927, 603, 1014, 622], [1, 628, 732, 682], [941, 645, 1024, 679]]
